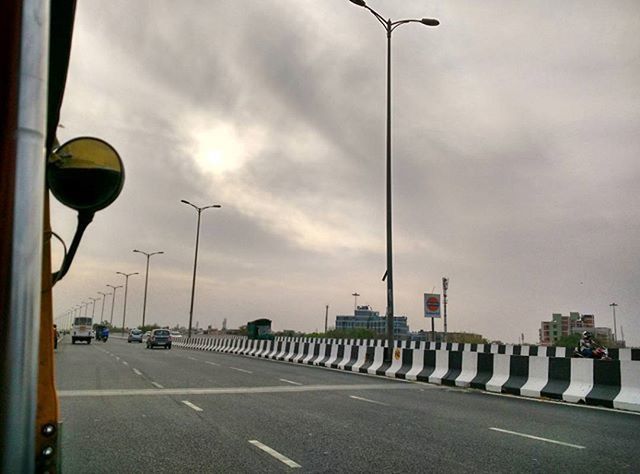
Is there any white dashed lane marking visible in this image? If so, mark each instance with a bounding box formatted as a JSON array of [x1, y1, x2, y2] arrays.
[[249, 440, 301, 468], [489, 427, 586, 449], [205, 361, 219, 366], [349, 395, 389, 406], [151, 382, 164, 389], [182, 400, 203, 412], [133, 368, 142, 376], [229, 367, 253, 374], [279, 379, 302, 386]]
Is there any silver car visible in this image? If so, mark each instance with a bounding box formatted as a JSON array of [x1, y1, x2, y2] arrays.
[[127, 329, 143, 343]]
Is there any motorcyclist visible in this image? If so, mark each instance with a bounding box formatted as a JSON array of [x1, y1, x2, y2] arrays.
[[101, 326, 109, 342], [578, 331, 595, 357]]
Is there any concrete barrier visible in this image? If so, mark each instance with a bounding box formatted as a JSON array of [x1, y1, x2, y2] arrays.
[[177, 336, 639, 412]]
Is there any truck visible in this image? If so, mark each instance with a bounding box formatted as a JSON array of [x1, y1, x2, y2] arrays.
[[247, 318, 274, 340], [72, 317, 93, 344]]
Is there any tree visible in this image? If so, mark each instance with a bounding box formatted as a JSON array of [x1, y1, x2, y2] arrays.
[[554, 333, 580, 348]]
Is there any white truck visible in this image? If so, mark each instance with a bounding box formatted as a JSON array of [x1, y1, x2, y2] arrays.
[[71, 317, 93, 344]]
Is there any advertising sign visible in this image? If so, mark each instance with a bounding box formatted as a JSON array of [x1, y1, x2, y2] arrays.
[[424, 293, 441, 318]]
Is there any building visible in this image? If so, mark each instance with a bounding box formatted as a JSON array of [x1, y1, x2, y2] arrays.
[[539, 312, 595, 345], [335, 305, 410, 338]]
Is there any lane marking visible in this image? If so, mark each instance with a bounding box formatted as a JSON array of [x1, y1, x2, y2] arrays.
[[229, 367, 253, 374], [58, 383, 415, 398], [349, 395, 389, 406], [249, 440, 301, 469], [205, 361, 220, 366], [188, 357, 198, 361], [122, 361, 129, 366], [279, 379, 302, 386], [151, 382, 164, 389], [133, 368, 142, 376], [182, 400, 203, 412], [489, 427, 586, 449], [115, 356, 120, 361]]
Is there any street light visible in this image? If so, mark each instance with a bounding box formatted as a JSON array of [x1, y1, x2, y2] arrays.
[[133, 249, 164, 328], [97, 291, 111, 324], [348, 0, 439, 358], [609, 302, 618, 344], [106, 284, 123, 326], [117, 271, 139, 334], [352, 292, 360, 312], [89, 297, 100, 319], [181, 199, 222, 338]]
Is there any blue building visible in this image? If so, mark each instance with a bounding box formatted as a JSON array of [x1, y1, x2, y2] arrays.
[[335, 305, 410, 338]]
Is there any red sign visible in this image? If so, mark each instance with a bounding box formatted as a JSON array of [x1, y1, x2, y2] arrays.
[[427, 297, 440, 312]]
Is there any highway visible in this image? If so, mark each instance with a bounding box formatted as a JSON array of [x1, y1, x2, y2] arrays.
[[56, 337, 639, 473]]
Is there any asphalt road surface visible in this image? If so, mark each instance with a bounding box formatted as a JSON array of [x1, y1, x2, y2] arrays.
[[55, 337, 640, 473]]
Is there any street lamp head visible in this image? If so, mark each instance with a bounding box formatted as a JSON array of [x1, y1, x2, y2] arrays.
[[420, 18, 440, 26], [349, 0, 367, 7], [133, 249, 140, 253]]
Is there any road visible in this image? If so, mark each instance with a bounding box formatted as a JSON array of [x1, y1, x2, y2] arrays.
[[55, 337, 639, 473]]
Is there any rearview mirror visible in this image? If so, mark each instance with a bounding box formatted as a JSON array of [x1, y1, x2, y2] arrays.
[[47, 136, 124, 213]]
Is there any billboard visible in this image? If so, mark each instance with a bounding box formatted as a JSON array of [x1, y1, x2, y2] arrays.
[[424, 293, 441, 318]]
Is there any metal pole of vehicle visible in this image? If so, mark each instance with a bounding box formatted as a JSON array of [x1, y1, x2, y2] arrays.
[[107, 284, 122, 326], [0, 1, 50, 471], [117, 272, 138, 334]]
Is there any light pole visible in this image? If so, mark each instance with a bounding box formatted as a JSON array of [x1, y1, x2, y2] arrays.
[[133, 249, 164, 328], [106, 284, 122, 326], [117, 271, 139, 334], [609, 302, 618, 344], [181, 200, 222, 339], [82, 301, 89, 317], [89, 297, 100, 319], [348, 0, 439, 358], [352, 292, 360, 312], [98, 291, 111, 324]]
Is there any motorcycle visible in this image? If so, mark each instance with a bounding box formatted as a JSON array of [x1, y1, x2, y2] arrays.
[[573, 345, 611, 360]]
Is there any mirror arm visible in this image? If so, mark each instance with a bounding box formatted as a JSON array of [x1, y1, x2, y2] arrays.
[[51, 211, 94, 285]]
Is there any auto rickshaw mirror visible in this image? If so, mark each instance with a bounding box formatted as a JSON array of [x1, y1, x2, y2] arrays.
[[47, 137, 124, 213]]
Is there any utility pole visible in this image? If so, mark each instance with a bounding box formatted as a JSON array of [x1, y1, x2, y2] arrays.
[[609, 302, 618, 344], [351, 292, 360, 313], [117, 271, 138, 334], [442, 277, 449, 341], [324, 305, 329, 333], [107, 284, 122, 326]]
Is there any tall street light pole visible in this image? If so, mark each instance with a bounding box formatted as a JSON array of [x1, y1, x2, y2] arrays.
[[352, 292, 360, 312], [181, 200, 222, 339], [117, 271, 139, 334], [98, 291, 110, 323], [609, 302, 618, 344], [133, 249, 164, 328], [106, 284, 123, 326], [89, 297, 100, 319], [348, 0, 439, 358]]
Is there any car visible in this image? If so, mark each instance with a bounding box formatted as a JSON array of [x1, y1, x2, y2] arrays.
[[170, 331, 182, 339], [146, 329, 171, 349], [127, 329, 143, 343]]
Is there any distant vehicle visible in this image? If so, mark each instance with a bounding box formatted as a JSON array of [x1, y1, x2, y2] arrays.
[[170, 331, 182, 339], [72, 317, 93, 344], [128, 329, 143, 343], [247, 318, 274, 340], [146, 329, 172, 349]]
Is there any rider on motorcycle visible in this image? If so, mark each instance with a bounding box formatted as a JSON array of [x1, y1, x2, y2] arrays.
[[101, 326, 109, 342], [578, 331, 595, 357]]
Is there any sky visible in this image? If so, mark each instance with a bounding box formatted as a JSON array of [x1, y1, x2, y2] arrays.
[[52, 0, 640, 346]]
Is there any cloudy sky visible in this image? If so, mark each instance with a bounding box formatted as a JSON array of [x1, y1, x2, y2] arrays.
[[52, 0, 640, 345]]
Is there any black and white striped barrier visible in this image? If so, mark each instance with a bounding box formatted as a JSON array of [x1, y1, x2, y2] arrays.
[[175, 337, 640, 412], [272, 337, 640, 361]]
